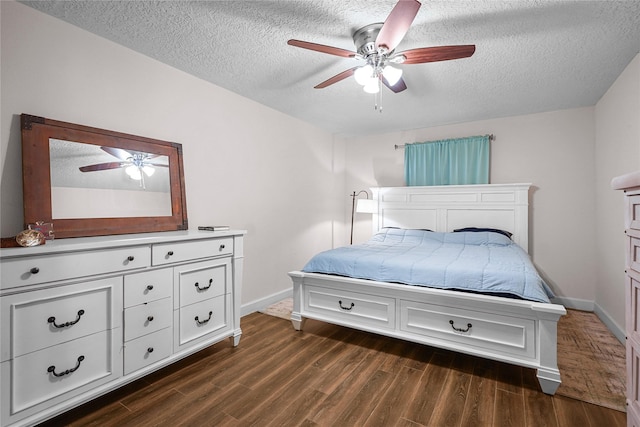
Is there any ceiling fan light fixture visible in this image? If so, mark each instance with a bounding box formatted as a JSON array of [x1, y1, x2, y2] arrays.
[[382, 65, 402, 86], [126, 165, 142, 180], [354, 64, 374, 86], [363, 79, 380, 94], [142, 165, 155, 177]]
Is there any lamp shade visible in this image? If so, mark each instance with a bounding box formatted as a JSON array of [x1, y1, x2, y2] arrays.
[[142, 165, 155, 177], [382, 65, 402, 86], [363, 80, 380, 94], [356, 198, 376, 214], [126, 165, 142, 180], [354, 64, 374, 86]]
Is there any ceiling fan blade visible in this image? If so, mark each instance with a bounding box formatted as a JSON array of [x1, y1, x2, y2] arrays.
[[145, 162, 169, 167], [79, 162, 126, 172], [288, 39, 356, 58], [101, 146, 133, 160], [399, 45, 476, 64], [375, 0, 421, 52], [382, 76, 407, 93], [315, 67, 359, 89]]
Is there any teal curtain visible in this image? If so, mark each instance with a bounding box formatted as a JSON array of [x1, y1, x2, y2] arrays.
[[404, 135, 490, 186]]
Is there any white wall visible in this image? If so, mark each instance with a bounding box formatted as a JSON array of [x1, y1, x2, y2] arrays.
[[343, 108, 598, 305], [595, 54, 640, 331], [0, 1, 344, 307]]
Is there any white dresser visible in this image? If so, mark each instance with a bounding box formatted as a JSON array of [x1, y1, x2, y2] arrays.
[[613, 171, 640, 427], [0, 230, 245, 427]]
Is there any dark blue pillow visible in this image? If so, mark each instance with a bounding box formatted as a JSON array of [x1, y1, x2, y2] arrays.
[[383, 227, 433, 232], [453, 227, 513, 239]]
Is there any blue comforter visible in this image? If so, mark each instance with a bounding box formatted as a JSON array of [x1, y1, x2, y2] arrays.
[[302, 228, 553, 303]]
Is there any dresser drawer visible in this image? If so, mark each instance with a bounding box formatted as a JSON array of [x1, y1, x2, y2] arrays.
[[177, 295, 228, 347], [124, 297, 172, 342], [628, 195, 640, 231], [400, 300, 536, 360], [303, 285, 395, 330], [176, 259, 229, 308], [628, 270, 640, 345], [1, 277, 121, 361], [9, 330, 119, 415], [1, 245, 149, 290], [124, 268, 172, 308], [124, 327, 172, 375], [629, 339, 640, 424], [629, 236, 640, 273], [152, 238, 233, 266]]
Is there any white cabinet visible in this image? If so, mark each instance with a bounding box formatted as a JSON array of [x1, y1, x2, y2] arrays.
[[0, 230, 245, 427], [612, 172, 640, 427]]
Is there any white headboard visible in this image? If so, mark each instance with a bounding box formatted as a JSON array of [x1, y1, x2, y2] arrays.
[[371, 184, 531, 252]]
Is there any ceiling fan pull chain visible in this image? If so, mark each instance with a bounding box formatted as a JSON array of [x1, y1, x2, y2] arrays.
[[375, 79, 383, 113]]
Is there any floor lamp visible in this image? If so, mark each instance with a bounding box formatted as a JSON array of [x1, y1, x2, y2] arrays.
[[350, 190, 376, 244]]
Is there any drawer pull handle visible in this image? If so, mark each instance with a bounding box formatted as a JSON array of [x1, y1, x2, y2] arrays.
[[194, 278, 213, 291], [47, 355, 85, 377], [449, 320, 472, 333], [127, 256, 135, 261], [195, 311, 213, 325], [48, 309, 85, 328], [146, 285, 154, 291], [338, 300, 354, 311], [147, 347, 154, 353], [167, 251, 174, 256], [219, 244, 226, 250], [147, 316, 154, 322], [30, 267, 40, 274]]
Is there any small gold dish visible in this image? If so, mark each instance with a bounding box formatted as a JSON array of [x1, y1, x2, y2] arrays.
[[16, 229, 46, 247]]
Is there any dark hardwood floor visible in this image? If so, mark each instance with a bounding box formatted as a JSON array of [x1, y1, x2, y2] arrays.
[[39, 312, 626, 427]]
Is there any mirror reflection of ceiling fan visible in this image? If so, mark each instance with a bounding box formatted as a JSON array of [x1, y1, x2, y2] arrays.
[[287, 0, 475, 109], [79, 146, 168, 188]]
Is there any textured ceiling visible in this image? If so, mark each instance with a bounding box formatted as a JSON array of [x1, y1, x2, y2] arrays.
[[21, 0, 640, 136]]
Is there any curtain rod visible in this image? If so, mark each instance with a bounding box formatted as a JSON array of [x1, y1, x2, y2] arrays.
[[394, 134, 495, 150]]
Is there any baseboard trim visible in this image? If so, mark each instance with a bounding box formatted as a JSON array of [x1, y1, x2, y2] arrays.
[[551, 296, 594, 312], [241, 288, 292, 317], [553, 296, 624, 344], [594, 303, 625, 344]]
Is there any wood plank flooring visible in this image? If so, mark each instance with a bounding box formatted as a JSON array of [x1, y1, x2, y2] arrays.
[[39, 313, 626, 427]]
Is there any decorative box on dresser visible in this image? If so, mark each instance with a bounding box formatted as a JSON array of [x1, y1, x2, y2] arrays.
[[613, 171, 640, 427], [0, 230, 245, 427]]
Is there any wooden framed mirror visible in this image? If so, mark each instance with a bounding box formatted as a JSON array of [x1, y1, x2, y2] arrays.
[[21, 114, 188, 238]]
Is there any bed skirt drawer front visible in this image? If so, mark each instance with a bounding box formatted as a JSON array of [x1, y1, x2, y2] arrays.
[[8, 329, 121, 416], [3, 277, 120, 360], [124, 327, 172, 375], [124, 297, 173, 342], [152, 238, 233, 266], [304, 285, 395, 330], [400, 300, 536, 360], [1, 246, 149, 290], [176, 294, 229, 348]]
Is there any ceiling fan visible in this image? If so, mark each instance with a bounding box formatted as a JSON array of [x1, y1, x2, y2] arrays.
[[79, 146, 168, 188], [287, 0, 475, 97]]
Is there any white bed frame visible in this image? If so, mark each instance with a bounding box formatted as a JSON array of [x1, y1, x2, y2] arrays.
[[289, 183, 566, 394]]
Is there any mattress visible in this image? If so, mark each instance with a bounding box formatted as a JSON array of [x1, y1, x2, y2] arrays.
[[302, 228, 553, 303]]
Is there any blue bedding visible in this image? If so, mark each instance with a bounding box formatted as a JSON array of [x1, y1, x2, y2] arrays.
[[302, 228, 553, 303]]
